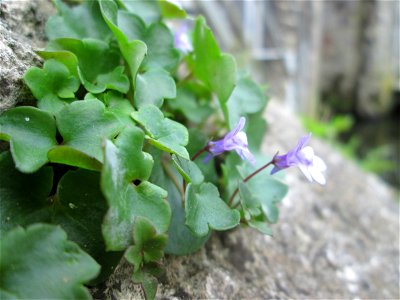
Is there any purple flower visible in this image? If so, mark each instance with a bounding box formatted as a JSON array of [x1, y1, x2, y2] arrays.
[[173, 23, 192, 53], [205, 117, 256, 164], [271, 133, 327, 185]]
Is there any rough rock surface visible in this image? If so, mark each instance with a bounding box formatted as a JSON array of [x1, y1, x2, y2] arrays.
[[96, 100, 399, 299], [2, 2, 398, 299], [0, 0, 54, 112]]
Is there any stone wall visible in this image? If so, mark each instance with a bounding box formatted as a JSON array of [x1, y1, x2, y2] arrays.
[[96, 99, 399, 299], [1, 2, 399, 299], [0, 0, 54, 112]]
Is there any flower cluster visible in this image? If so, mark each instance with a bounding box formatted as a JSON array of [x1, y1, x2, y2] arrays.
[[202, 117, 326, 185]]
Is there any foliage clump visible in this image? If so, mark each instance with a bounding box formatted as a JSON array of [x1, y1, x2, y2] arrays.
[[0, 1, 298, 298]]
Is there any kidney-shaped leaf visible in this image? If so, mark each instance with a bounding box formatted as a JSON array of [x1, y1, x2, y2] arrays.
[[148, 148, 210, 256], [99, 0, 147, 87], [24, 59, 79, 114], [56, 99, 124, 162], [132, 105, 189, 159], [102, 3, 179, 72], [0, 224, 100, 299], [185, 182, 240, 237], [125, 217, 167, 272], [237, 166, 288, 224], [135, 68, 176, 108], [47, 146, 102, 171], [227, 77, 267, 129], [171, 154, 204, 185], [118, 0, 160, 24], [101, 126, 171, 251], [47, 38, 129, 94], [0, 152, 53, 235], [54, 169, 122, 283], [46, 0, 111, 40], [0, 107, 57, 173], [158, 0, 187, 19], [193, 16, 237, 120]]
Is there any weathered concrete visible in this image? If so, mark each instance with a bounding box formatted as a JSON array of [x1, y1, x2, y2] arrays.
[[98, 100, 399, 299], [0, 0, 54, 112]]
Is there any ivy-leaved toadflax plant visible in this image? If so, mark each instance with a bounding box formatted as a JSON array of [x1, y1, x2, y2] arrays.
[[0, 0, 326, 299]]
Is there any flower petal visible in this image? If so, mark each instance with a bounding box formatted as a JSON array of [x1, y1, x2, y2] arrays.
[[236, 148, 256, 165], [203, 153, 214, 163], [308, 166, 326, 185], [300, 146, 314, 162], [313, 155, 327, 172], [298, 163, 313, 182], [270, 165, 281, 175], [225, 117, 245, 140], [295, 133, 312, 152]]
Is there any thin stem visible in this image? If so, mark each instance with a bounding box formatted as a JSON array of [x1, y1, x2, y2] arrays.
[[161, 159, 185, 205], [228, 160, 274, 206], [191, 144, 210, 161]]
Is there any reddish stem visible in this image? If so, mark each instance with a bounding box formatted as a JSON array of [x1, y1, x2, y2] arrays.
[[228, 160, 274, 206], [191, 144, 210, 161]]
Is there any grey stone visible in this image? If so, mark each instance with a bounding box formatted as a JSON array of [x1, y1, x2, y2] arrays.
[[98, 100, 399, 299], [0, 0, 55, 113], [1, 2, 398, 299]]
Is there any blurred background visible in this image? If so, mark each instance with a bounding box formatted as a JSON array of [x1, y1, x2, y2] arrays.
[[183, 0, 399, 189]]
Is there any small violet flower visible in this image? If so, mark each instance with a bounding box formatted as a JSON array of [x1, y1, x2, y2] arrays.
[[205, 117, 256, 164], [173, 23, 193, 53], [271, 133, 327, 185]]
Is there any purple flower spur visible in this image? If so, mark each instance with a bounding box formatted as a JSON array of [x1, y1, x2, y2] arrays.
[[271, 133, 327, 185]]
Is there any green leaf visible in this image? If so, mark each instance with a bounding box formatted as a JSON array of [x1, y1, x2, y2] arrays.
[[47, 38, 129, 94], [171, 154, 204, 185], [158, 0, 186, 18], [168, 87, 213, 124], [104, 5, 179, 72], [238, 181, 262, 221], [247, 112, 268, 151], [221, 153, 243, 202], [24, 59, 79, 114], [81, 65, 129, 94], [101, 126, 171, 251], [132, 267, 158, 300], [185, 182, 240, 237], [99, 0, 147, 87], [48, 146, 102, 171], [237, 166, 288, 224], [56, 99, 124, 162], [248, 219, 273, 236], [135, 68, 176, 108], [53, 169, 122, 284], [149, 148, 209, 255], [125, 217, 167, 271], [139, 21, 180, 71], [226, 77, 267, 129], [132, 105, 189, 159], [37, 50, 79, 77], [103, 91, 135, 125], [0, 107, 57, 173], [193, 16, 237, 122], [187, 128, 218, 184], [46, 0, 111, 40], [0, 224, 100, 299], [0, 152, 53, 235], [118, 0, 160, 24], [0, 153, 120, 284]]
